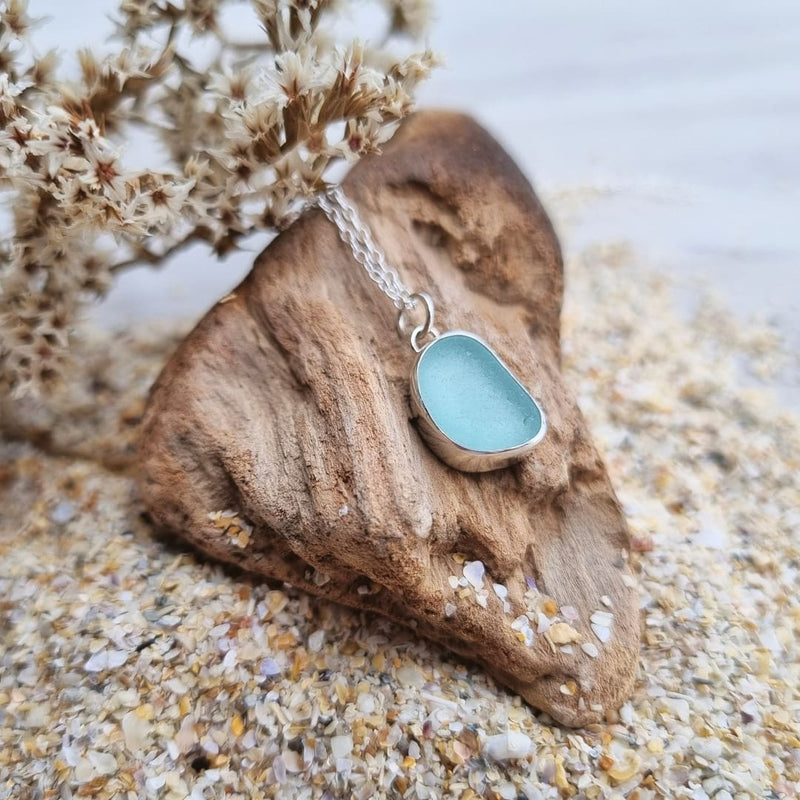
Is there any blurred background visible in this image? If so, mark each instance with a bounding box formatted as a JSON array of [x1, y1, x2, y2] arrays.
[[26, 0, 800, 408]]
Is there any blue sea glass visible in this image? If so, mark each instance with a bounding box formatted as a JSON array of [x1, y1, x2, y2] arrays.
[[415, 333, 543, 452]]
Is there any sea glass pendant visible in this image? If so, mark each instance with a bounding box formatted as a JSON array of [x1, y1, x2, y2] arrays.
[[410, 331, 546, 472]]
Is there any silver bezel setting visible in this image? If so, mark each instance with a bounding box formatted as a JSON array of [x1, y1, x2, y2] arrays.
[[409, 330, 547, 472]]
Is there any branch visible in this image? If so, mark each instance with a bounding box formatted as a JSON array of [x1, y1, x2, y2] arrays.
[[216, 33, 274, 53], [108, 223, 260, 274], [109, 228, 211, 273]]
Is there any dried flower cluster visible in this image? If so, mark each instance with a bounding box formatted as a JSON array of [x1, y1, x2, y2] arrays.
[[0, 0, 436, 395]]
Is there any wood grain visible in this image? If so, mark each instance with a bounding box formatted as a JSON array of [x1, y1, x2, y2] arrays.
[[138, 111, 639, 726]]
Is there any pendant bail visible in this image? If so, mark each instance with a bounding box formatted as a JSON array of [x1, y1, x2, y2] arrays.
[[397, 292, 440, 352]]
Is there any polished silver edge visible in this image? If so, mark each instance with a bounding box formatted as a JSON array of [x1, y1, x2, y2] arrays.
[[410, 330, 547, 472]]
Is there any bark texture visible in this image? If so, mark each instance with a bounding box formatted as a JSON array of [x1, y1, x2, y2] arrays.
[[138, 111, 639, 726]]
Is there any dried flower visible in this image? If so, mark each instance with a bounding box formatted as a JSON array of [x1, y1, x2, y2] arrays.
[[0, 0, 437, 396]]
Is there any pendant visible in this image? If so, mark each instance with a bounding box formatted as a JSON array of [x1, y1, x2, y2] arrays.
[[399, 294, 546, 472]]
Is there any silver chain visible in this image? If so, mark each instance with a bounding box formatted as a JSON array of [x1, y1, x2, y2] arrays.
[[315, 186, 415, 311], [312, 186, 440, 351]]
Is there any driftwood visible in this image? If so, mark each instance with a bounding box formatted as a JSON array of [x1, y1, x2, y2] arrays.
[[138, 111, 639, 726]]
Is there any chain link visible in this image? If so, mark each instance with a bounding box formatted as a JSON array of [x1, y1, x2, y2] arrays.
[[314, 186, 415, 311]]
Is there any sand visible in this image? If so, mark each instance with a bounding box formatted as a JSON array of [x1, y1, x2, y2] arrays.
[[1, 233, 798, 799]]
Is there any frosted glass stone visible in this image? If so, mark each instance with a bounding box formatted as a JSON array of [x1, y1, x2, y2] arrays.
[[415, 333, 543, 452]]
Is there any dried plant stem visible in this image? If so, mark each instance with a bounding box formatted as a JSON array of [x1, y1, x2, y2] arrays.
[[0, 0, 438, 396], [109, 229, 217, 274]]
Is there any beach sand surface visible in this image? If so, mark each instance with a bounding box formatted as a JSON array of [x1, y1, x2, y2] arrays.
[[2, 2, 799, 797]]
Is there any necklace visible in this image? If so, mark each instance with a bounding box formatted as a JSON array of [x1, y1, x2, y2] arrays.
[[314, 187, 546, 472]]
